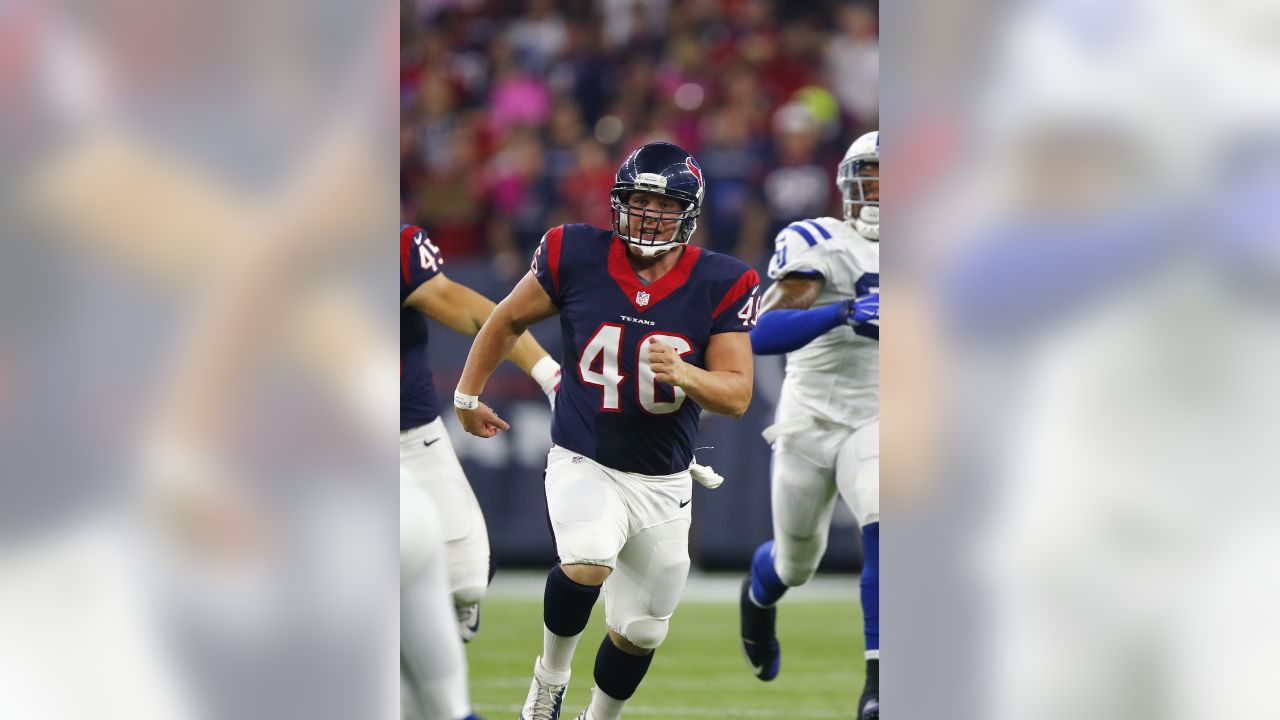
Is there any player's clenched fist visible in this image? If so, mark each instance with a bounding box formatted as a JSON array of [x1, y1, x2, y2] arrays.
[[648, 339, 690, 388]]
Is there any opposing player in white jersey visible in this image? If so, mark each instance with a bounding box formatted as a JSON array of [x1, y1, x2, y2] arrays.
[[739, 131, 881, 719]]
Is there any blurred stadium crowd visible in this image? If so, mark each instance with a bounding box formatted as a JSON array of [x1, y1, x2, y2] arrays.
[[401, 0, 878, 273]]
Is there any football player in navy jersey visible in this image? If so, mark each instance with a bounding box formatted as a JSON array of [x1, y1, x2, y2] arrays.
[[454, 142, 761, 720], [400, 223, 561, 643]]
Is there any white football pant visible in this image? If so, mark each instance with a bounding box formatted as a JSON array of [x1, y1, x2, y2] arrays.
[[400, 466, 471, 720], [400, 417, 489, 640], [769, 417, 879, 588], [544, 446, 692, 650]]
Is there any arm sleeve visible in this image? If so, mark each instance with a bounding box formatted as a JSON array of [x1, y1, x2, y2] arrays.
[[749, 303, 847, 355], [400, 224, 445, 303], [530, 225, 566, 307], [710, 267, 762, 334]]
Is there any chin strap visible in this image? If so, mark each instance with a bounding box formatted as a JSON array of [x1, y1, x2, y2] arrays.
[[624, 238, 683, 258], [853, 207, 879, 240]]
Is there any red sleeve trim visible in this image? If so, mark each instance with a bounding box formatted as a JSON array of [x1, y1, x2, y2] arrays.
[[546, 225, 565, 295], [400, 225, 420, 284], [713, 268, 761, 318]]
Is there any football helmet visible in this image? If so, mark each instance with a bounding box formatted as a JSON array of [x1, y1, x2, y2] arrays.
[[611, 141, 705, 257], [838, 131, 879, 240]]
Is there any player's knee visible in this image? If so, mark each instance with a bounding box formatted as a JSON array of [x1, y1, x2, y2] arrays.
[[620, 617, 669, 650], [774, 535, 824, 587], [774, 556, 819, 587], [452, 584, 485, 608], [561, 562, 611, 586]]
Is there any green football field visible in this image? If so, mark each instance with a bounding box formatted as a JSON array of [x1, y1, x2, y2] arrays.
[[466, 587, 864, 719]]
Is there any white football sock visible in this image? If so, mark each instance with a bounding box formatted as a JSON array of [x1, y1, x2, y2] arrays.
[[541, 625, 582, 674], [586, 686, 628, 720]]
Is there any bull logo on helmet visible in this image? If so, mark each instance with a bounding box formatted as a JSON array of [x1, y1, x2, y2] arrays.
[[685, 157, 703, 190]]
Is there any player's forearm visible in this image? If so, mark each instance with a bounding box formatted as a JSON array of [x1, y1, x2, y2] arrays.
[[749, 303, 845, 355], [506, 331, 550, 375], [452, 286, 549, 376], [679, 368, 752, 418], [457, 307, 525, 396]]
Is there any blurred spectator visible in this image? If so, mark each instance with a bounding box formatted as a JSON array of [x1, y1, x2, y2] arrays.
[[402, 0, 875, 261], [543, 99, 589, 186], [699, 109, 768, 259], [486, 38, 552, 138], [762, 102, 838, 237], [508, 0, 568, 74], [483, 127, 555, 274], [557, 139, 616, 230], [827, 2, 880, 127]]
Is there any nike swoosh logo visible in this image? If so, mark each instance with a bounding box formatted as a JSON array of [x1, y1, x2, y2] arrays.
[[423, 438, 440, 447], [679, 498, 691, 508]]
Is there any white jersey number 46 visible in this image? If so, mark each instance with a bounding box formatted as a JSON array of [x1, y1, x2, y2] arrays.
[[578, 325, 692, 415]]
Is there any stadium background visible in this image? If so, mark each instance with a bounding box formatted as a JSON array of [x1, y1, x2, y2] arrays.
[[401, 0, 878, 572]]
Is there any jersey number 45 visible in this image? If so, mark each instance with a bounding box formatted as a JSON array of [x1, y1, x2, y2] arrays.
[[579, 325, 691, 415]]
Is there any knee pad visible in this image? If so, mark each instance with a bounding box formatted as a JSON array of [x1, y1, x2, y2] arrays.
[[621, 617, 669, 650], [773, 532, 825, 587], [838, 422, 880, 526]]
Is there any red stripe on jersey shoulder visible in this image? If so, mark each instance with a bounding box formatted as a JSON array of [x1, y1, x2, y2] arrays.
[[400, 225, 423, 284], [607, 239, 702, 313], [713, 267, 762, 318], [546, 225, 565, 295]]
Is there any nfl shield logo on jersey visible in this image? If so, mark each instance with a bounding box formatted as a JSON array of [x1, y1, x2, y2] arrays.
[[636, 290, 651, 306]]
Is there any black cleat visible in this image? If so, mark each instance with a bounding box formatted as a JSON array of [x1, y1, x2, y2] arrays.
[[858, 692, 878, 720], [739, 577, 781, 681], [859, 658, 879, 719]]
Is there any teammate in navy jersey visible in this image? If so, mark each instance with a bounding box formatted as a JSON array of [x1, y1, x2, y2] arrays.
[[454, 142, 761, 720], [399, 223, 560, 642]]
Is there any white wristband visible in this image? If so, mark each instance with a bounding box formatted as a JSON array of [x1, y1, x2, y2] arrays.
[[530, 356, 561, 395], [453, 390, 479, 410]]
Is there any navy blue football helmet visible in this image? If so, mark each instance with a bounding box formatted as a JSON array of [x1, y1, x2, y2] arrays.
[[610, 142, 705, 257]]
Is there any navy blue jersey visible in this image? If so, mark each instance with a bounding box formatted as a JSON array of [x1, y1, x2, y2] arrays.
[[400, 224, 445, 429], [532, 224, 761, 475]]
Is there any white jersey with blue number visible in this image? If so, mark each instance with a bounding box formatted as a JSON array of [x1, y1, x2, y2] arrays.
[[767, 217, 879, 429]]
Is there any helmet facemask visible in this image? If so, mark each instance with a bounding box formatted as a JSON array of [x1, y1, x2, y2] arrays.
[[838, 157, 879, 240], [611, 190, 700, 258]]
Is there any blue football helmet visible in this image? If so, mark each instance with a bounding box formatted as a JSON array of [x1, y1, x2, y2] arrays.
[[610, 141, 705, 257]]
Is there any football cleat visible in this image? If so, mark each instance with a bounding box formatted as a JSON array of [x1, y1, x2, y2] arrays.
[[739, 577, 781, 681], [457, 602, 481, 643], [859, 692, 879, 719], [519, 657, 570, 720]]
